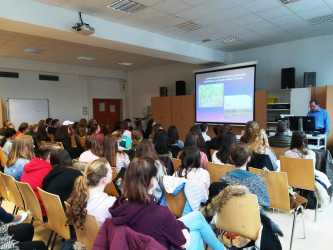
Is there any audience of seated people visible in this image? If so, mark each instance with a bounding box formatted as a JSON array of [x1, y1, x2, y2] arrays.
[[6, 116, 331, 250]]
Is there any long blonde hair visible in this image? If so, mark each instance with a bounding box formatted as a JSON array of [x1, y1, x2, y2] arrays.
[[241, 121, 269, 154], [7, 135, 34, 166], [67, 158, 111, 229]]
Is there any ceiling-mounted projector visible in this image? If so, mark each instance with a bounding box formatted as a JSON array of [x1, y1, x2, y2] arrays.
[[72, 12, 95, 35]]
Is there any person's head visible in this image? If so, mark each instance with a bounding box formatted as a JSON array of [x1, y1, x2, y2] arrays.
[[276, 120, 288, 134], [184, 131, 200, 148], [103, 136, 118, 167], [189, 125, 206, 149], [241, 121, 261, 144], [213, 125, 220, 136], [18, 122, 29, 134], [309, 100, 320, 112], [51, 119, 60, 128], [217, 124, 232, 139], [4, 120, 14, 129], [67, 158, 112, 229], [135, 139, 158, 161], [132, 129, 143, 146], [154, 130, 170, 155], [50, 149, 72, 168], [4, 128, 16, 140], [230, 144, 251, 168], [216, 133, 236, 163], [79, 118, 88, 128], [151, 123, 163, 141], [45, 118, 52, 126], [7, 135, 34, 166], [178, 146, 201, 177], [123, 157, 157, 203], [87, 134, 104, 157], [290, 131, 308, 154], [167, 125, 180, 145], [200, 123, 209, 133], [29, 124, 39, 134]]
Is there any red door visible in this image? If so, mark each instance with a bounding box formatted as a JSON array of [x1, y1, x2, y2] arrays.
[[93, 99, 122, 131]]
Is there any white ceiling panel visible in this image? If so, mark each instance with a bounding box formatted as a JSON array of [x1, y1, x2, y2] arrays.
[[32, 0, 333, 52]]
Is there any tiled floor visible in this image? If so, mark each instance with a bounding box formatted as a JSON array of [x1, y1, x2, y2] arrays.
[[267, 201, 333, 250]]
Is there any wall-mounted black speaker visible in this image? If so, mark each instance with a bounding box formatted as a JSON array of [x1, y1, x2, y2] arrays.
[[160, 87, 168, 96], [304, 72, 316, 87], [176, 81, 186, 96], [281, 67, 295, 89]]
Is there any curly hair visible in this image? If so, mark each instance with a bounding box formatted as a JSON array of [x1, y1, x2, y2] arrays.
[[66, 158, 110, 229]]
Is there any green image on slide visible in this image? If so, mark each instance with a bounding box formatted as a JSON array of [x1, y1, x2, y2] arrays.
[[199, 83, 224, 108]]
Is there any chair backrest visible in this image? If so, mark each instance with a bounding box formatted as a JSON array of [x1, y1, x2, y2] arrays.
[[280, 156, 315, 191], [16, 181, 44, 222], [166, 191, 186, 218], [0, 173, 25, 210], [0, 173, 8, 200], [172, 158, 182, 171], [37, 188, 71, 240], [207, 163, 235, 183], [75, 214, 99, 250], [249, 167, 290, 212], [271, 147, 289, 159], [216, 193, 261, 241]]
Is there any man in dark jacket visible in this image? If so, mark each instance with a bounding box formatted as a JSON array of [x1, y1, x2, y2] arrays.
[[268, 120, 291, 148]]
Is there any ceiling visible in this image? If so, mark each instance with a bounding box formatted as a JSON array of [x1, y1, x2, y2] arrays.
[[35, 0, 333, 51], [0, 29, 176, 70]]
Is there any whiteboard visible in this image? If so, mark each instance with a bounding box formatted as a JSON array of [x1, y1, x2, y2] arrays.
[[290, 88, 311, 116], [8, 98, 49, 128]]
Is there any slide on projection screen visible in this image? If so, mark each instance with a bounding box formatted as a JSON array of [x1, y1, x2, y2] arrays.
[[195, 64, 255, 124]]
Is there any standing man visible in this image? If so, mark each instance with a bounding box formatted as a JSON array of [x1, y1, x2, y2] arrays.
[[308, 100, 330, 134]]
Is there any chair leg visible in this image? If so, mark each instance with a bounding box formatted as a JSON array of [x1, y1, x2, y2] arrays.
[[290, 210, 298, 250], [50, 234, 58, 250], [46, 231, 54, 248], [301, 208, 306, 239]]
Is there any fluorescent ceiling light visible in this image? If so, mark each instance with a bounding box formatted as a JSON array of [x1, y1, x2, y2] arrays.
[[24, 48, 43, 54], [118, 62, 133, 66], [77, 56, 96, 61]]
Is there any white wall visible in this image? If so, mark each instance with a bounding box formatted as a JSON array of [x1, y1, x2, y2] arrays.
[[226, 34, 333, 90], [127, 62, 199, 118], [0, 59, 127, 123]]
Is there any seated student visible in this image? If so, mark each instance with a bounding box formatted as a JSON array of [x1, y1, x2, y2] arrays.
[[284, 131, 331, 207], [5, 135, 34, 180], [135, 140, 167, 201], [110, 157, 225, 250], [241, 121, 278, 171], [104, 135, 130, 173], [79, 134, 104, 163], [184, 132, 209, 169], [200, 123, 211, 142], [174, 146, 210, 200], [207, 125, 235, 151], [2, 128, 16, 155], [168, 125, 184, 158], [211, 132, 236, 165], [0, 207, 46, 250], [20, 146, 53, 213], [42, 149, 82, 202], [268, 120, 291, 148], [16, 122, 29, 138], [221, 144, 270, 208], [154, 130, 174, 173], [67, 158, 116, 226]]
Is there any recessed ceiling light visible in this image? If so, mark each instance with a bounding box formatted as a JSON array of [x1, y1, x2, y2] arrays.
[[77, 56, 96, 61], [222, 35, 239, 44], [106, 0, 147, 14], [118, 62, 133, 66], [24, 48, 43, 54]]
